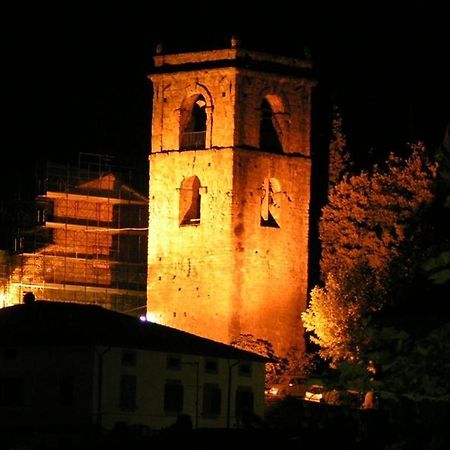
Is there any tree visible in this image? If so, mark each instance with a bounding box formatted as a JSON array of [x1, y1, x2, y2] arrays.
[[303, 144, 437, 366], [365, 323, 450, 399], [321, 144, 436, 281], [423, 123, 450, 285], [327, 105, 351, 189], [230, 334, 317, 383], [230, 334, 287, 385], [303, 269, 377, 365]]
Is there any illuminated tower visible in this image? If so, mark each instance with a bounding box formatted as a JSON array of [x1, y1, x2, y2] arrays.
[[147, 43, 315, 355]]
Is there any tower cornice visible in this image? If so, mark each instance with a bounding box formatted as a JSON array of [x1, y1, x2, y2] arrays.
[[151, 48, 314, 80]]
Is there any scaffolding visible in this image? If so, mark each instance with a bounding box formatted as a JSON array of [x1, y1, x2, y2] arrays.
[[4, 154, 148, 316]]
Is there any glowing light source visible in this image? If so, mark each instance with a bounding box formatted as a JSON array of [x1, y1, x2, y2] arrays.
[[145, 312, 159, 323]]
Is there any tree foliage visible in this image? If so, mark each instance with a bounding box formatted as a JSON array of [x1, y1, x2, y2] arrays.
[[230, 334, 286, 384], [366, 323, 450, 399], [423, 124, 450, 285], [303, 144, 437, 366], [231, 334, 318, 383], [303, 269, 377, 364], [321, 144, 437, 281], [327, 105, 351, 189]]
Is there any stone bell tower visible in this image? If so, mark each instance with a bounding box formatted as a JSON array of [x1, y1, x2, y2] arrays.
[[147, 42, 315, 356]]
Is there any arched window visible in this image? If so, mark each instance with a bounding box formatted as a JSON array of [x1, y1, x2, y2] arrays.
[[260, 178, 281, 228], [179, 176, 201, 226], [180, 95, 207, 150], [259, 98, 283, 153]]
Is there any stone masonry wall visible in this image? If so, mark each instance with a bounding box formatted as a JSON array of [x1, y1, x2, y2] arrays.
[[231, 150, 311, 355], [148, 149, 235, 343]]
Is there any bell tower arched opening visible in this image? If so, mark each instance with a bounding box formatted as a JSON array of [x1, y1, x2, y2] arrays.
[[180, 95, 207, 150], [259, 97, 283, 154]]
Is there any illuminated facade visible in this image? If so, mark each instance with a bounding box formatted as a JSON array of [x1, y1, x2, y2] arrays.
[[147, 46, 314, 355], [3, 159, 148, 314]]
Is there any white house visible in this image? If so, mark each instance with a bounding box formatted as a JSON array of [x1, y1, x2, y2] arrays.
[[0, 300, 267, 436]]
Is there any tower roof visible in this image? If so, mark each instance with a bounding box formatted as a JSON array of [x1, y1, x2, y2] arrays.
[[152, 48, 313, 79]]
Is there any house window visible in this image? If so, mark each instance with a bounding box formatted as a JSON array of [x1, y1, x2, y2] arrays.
[[59, 376, 74, 406], [202, 383, 221, 416], [235, 386, 254, 418], [121, 350, 136, 367], [0, 377, 23, 407], [167, 355, 181, 370], [119, 374, 137, 410], [259, 98, 283, 153], [238, 363, 252, 377], [260, 178, 281, 228], [180, 95, 207, 150], [164, 380, 184, 413], [204, 359, 218, 374], [179, 176, 201, 226]]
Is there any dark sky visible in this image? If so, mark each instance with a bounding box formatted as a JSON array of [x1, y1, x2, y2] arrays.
[[3, 1, 449, 200]]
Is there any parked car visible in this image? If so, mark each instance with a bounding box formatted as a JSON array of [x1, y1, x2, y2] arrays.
[[265, 375, 307, 399], [304, 384, 325, 403], [320, 388, 363, 407]]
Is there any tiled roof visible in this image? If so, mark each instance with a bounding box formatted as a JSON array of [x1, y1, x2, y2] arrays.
[[0, 301, 267, 362]]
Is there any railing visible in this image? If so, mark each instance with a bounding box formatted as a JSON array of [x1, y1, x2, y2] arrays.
[[180, 131, 206, 150]]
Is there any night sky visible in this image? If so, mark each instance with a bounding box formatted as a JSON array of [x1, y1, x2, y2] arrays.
[[3, 1, 449, 202]]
